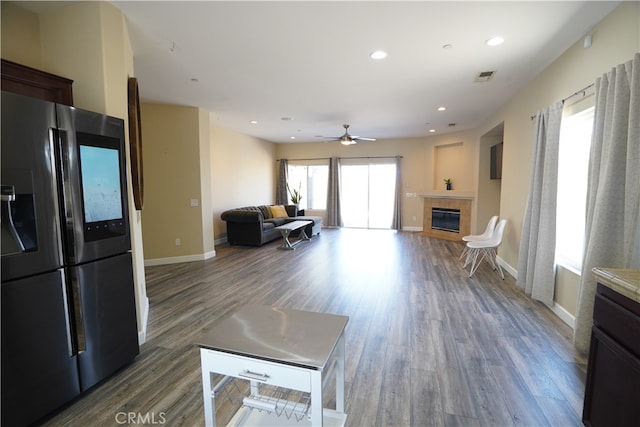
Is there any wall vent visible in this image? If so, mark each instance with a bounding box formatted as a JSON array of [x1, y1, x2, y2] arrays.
[[474, 70, 496, 82]]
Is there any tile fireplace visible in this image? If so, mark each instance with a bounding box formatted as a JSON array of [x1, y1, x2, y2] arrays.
[[421, 193, 473, 241]]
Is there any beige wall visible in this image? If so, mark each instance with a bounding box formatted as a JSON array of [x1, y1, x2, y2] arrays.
[[1, 2, 42, 68], [211, 123, 277, 239], [140, 103, 214, 261], [1, 1, 150, 340], [199, 109, 215, 254], [39, 3, 107, 112], [476, 1, 639, 317]]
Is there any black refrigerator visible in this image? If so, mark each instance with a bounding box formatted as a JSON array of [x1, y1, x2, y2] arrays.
[[1, 91, 139, 426]]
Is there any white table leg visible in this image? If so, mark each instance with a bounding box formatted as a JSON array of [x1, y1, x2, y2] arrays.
[[200, 350, 216, 427], [310, 369, 323, 426], [279, 229, 295, 250], [300, 227, 310, 241], [335, 333, 345, 413]]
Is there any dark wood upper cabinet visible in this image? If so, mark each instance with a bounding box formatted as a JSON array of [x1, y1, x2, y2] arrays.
[[1, 59, 73, 105]]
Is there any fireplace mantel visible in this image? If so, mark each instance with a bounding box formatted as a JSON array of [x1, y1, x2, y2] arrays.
[[420, 191, 475, 200]]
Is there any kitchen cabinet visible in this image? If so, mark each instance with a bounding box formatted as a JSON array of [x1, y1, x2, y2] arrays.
[[582, 268, 640, 427]]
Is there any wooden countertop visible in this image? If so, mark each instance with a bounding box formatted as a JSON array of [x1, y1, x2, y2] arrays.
[[592, 268, 640, 303]]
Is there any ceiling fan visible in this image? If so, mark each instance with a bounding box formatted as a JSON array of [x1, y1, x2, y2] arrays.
[[325, 124, 376, 145]]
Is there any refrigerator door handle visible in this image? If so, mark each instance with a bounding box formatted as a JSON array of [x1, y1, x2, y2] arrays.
[[70, 273, 86, 353], [53, 129, 76, 257], [1, 185, 27, 253], [59, 269, 76, 357]]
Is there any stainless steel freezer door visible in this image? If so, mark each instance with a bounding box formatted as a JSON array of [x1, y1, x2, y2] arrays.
[[71, 252, 139, 390], [1, 91, 63, 282], [1, 269, 81, 427]]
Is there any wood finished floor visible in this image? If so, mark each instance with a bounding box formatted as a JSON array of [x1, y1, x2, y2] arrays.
[[45, 228, 587, 426]]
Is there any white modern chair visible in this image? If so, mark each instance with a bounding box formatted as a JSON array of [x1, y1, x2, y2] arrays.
[[460, 215, 498, 262], [465, 219, 507, 279]]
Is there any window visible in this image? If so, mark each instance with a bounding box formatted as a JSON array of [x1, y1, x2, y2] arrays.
[[555, 104, 594, 272], [287, 164, 328, 210]]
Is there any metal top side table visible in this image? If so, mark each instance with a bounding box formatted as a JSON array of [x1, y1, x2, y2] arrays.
[[197, 305, 349, 426]]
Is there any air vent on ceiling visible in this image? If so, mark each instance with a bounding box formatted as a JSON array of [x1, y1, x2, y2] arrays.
[[474, 70, 496, 82]]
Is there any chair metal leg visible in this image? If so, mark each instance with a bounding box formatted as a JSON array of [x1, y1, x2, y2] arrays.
[[463, 246, 475, 268], [467, 246, 504, 279], [468, 249, 482, 277], [459, 245, 468, 261]]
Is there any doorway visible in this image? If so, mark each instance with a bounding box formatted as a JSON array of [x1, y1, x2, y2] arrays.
[[340, 162, 396, 229]]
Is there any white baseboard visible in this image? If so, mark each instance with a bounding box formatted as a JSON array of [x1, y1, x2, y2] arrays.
[[549, 302, 576, 329], [144, 250, 216, 266], [496, 255, 517, 279], [137, 296, 149, 345], [495, 255, 575, 329], [402, 226, 423, 232]]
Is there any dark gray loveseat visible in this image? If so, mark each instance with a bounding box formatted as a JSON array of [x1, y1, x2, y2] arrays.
[[220, 205, 322, 246]]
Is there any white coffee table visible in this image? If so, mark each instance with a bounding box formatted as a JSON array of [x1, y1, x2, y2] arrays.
[[274, 220, 313, 250]]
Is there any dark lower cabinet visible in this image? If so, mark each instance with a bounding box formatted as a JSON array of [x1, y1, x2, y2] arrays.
[[582, 282, 640, 427]]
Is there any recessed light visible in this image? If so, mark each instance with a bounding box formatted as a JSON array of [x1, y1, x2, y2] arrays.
[[281, 117, 293, 121], [190, 78, 199, 83], [442, 44, 453, 50], [437, 106, 446, 111], [370, 50, 388, 60], [486, 36, 504, 46], [290, 136, 296, 140], [250, 120, 258, 124], [429, 129, 436, 133]]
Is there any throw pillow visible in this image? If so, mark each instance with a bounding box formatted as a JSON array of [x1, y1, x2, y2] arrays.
[[258, 205, 272, 219], [269, 205, 289, 218]]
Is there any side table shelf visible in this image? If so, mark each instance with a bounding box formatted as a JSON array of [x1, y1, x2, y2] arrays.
[[215, 376, 346, 427]]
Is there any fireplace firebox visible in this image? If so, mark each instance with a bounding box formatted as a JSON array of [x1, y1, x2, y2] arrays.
[[432, 208, 461, 233]]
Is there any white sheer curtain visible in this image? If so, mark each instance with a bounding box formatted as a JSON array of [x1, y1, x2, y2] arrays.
[[574, 53, 640, 354], [326, 157, 342, 227], [516, 101, 563, 306]]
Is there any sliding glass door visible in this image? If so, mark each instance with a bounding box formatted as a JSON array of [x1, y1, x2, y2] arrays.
[[341, 162, 396, 229]]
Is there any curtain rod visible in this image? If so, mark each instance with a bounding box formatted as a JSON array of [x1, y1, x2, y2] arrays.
[[276, 156, 403, 161], [530, 82, 595, 120], [563, 83, 595, 103]]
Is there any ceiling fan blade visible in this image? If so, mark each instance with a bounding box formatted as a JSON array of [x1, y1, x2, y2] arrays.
[[324, 124, 375, 143]]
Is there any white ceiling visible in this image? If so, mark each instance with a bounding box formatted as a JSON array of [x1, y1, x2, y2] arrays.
[[22, 1, 621, 143]]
